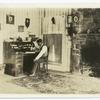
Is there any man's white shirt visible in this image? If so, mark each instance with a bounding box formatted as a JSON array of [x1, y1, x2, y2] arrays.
[[35, 45, 47, 60]]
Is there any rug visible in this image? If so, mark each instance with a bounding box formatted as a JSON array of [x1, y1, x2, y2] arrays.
[[11, 72, 99, 94]]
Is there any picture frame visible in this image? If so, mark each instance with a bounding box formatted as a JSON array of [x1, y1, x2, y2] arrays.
[[18, 25, 24, 32], [6, 14, 15, 24], [67, 15, 73, 24], [25, 18, 30, 28]]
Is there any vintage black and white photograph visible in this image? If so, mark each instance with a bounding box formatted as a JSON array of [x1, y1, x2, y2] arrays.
[[1, 4, 100, 95]]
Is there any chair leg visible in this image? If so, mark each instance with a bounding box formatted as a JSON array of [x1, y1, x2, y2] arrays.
[[42, 63, 48, 73], [43, 63, 46, 71], [45, 63, 48, 73]]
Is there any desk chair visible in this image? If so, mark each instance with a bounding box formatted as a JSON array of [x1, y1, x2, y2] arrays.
[[39, 57, 48, 73], [31, 56, 48, 77], [31, 47, 49, 77]]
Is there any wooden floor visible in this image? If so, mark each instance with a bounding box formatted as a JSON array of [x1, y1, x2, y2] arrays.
[[0, 69, 37, 94], [1, 68, 100, 94]]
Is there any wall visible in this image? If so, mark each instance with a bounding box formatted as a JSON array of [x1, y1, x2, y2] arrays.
[[0, 8, 41, 64], [0, 7, 72, 72], [42, 8, 71, 72], [0, 8, 41, 39]]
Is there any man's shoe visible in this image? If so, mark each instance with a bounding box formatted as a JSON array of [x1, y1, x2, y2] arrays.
[[29, 73, 35, 76]]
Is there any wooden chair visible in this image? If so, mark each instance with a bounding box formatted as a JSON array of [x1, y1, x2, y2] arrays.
[[32, 47, 49, 76]]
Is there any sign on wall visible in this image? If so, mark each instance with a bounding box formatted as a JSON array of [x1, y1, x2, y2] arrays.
[[6, 15, 14, 24]]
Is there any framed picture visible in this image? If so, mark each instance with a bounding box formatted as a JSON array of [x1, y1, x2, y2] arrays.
[[6, 15, 14, 24], [73, 15, 79, 23], [18, 25, 24, 32], [67, 15, 72, 24], [25, 18, 30, 28]]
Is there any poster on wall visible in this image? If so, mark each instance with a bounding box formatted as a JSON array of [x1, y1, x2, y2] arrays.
[[6, 15, 14, 24]]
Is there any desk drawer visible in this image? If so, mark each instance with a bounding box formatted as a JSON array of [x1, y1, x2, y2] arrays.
[[4, 63, 23, 77]]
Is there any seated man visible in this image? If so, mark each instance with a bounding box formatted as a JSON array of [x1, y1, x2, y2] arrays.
[[30, 38, 48, 76]]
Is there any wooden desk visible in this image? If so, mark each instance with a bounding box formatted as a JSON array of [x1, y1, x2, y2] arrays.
[[3, 41, 39, 76]]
